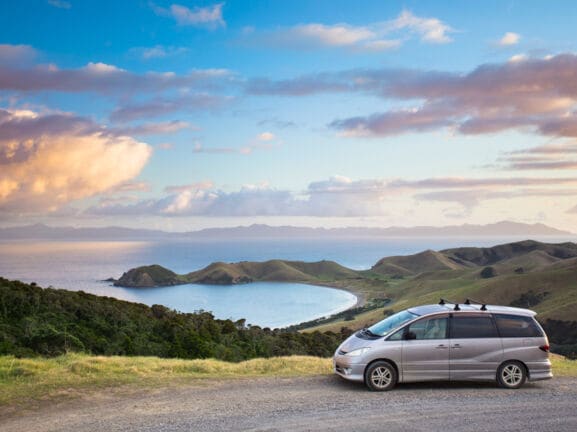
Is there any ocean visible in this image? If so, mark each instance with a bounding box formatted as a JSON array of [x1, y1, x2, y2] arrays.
[[0, 237, 564, 327]]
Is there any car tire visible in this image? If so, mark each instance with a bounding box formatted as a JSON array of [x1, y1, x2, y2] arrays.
[[497, 361, 527, 389], [365, 361, 397, 391]]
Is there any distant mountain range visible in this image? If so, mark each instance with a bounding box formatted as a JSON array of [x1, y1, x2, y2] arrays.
[[0, 221, 573, 240]]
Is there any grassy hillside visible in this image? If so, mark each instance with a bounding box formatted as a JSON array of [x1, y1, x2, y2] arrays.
[[0, 353, 333, 406]]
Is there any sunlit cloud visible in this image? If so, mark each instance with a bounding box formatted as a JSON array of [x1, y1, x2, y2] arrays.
[[257, 132, 275, 141], [0, 108, 152, 213], [497, 32, 521, 46]]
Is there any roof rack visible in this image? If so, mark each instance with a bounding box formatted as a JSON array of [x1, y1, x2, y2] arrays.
[[464, 298, 487, 311], [439, 298, 461, 311]]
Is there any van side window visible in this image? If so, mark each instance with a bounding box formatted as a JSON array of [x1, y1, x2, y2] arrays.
[[494, 314, 544, 337], [451, 315, 498, 338], [406, 317, 448, 340]]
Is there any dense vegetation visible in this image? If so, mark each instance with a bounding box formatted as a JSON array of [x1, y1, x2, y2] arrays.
[[0, 278, 349, 361]]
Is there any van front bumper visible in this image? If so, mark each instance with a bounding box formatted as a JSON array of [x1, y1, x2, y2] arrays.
[[333, 355, 366, 383]]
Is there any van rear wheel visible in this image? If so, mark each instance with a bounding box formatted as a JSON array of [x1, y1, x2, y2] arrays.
[[497, 361, 527, 389], [365, 361, 397, 391]]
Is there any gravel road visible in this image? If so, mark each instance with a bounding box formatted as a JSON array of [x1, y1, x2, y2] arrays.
[[2, 376, 576, 432]]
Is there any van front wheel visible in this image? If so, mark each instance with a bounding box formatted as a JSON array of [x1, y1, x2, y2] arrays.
[[365, 361, 397, 391], [497, 361, 527, 389]]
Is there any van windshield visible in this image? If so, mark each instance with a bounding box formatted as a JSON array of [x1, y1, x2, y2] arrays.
[[367, 310, 418, 337]]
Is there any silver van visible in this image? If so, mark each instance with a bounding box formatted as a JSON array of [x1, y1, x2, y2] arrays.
[[333, 300, 552, 391]]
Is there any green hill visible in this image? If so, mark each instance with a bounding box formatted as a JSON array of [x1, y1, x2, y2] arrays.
[[441, 240, 577, 267], [372, 249, 466, 276]]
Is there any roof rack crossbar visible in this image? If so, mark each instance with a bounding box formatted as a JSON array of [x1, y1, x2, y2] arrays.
[[464, 298, 487, 311]]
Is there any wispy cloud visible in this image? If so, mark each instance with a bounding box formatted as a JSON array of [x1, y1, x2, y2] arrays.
[[387, 9, 454, 44], [244, 10, 452, 52], [0, 60, 232, 94], [256, 23, 400, 52], [47, 0, 71, 9], [192, 131, 279, 156], [114, 120, 195, 136], [133, 45, 189, 60], [110, 93, 232, 122], [497, 141, 577, 171], [152, 2, 225, 29]]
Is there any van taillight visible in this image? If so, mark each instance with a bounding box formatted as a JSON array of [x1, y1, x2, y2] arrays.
[[539, 345, 550, 352]]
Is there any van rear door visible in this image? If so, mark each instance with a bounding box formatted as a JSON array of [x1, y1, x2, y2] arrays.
[[449, 314, 503, 381]]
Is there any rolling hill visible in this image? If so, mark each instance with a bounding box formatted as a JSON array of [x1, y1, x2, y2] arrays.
[[116, 260, 361, 287]]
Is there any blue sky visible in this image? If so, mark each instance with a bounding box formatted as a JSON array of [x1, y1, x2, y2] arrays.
[[1, 0, 577, 231]]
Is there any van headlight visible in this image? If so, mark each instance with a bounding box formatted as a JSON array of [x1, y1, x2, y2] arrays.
[[345, 347, 371, 357]]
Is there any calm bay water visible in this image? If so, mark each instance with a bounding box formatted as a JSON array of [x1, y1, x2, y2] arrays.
[[0, 237, 564, 327]]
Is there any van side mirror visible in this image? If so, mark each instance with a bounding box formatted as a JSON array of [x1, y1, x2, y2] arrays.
[[405, 331, 417, 340]]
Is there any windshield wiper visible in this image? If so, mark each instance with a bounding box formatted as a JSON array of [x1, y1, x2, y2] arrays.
[[364, 328, 377, 337]]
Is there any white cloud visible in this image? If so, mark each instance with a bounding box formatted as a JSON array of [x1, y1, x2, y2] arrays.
[[261, 23, 400, 52], [245, 10, 450, 52], [508, 53, 528, 63], [387, 10, 454, 44], [83, 62, 125, 74], [498, 32, 521, 46], [137, 45, 189, 59], [153, 2, 225, 29]]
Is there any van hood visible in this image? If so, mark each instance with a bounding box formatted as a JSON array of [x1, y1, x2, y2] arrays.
[[338, 332, 376, 354]]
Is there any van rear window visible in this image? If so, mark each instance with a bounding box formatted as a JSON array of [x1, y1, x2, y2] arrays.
[[494, 314, 543, 338]]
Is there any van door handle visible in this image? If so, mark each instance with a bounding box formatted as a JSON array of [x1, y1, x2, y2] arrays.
[[435, 344, 448, 349], [452, 344, 461, 349]]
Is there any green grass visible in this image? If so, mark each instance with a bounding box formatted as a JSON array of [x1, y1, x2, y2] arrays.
[[1, 354, 575, 408], [0, 353, 332, 406], [550, 354, 577, 377]]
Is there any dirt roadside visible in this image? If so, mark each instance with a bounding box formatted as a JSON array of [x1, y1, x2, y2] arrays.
[[2, 375, 576, 432]]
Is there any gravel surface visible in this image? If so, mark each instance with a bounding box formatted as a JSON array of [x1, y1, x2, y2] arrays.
[[2, 376, 577, 432]]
